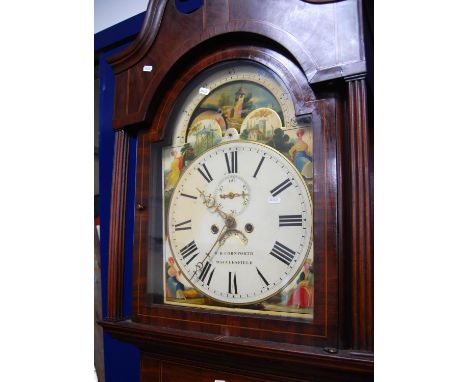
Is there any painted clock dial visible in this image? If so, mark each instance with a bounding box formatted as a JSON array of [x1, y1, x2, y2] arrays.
[[169, 61, 297, 147], [167, 140, 313, 304]]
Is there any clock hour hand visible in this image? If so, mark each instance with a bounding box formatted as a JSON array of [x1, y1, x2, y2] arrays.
[[196, 188, 230, 221]]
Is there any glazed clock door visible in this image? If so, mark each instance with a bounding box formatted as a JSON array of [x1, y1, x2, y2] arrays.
[[132, 47, 339, 347], [158, 59, 316, 318]]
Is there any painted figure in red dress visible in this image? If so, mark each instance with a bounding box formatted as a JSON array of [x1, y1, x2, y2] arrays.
[[287, 259, 314, 309]]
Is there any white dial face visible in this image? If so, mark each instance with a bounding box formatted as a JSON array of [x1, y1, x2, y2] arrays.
[[167, 141, 313, 304]]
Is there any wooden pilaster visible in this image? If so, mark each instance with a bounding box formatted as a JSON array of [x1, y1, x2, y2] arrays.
[[106, 129, 130, 321], [345, 74, 373, 350]]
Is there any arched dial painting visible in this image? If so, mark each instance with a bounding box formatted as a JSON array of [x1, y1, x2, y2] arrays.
[[161, 61, 315, 317]]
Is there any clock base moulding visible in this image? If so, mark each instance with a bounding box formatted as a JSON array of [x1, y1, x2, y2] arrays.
[[100, 320, 374, 382]]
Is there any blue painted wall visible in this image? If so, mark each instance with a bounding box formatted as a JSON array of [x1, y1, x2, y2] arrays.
[[96, 13, 144, 382]]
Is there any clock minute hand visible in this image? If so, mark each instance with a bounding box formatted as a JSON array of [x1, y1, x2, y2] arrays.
[[191, 224, 228, 281]]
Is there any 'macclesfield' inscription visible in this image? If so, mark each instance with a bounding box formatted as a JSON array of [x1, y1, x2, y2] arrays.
[[215, 260, 253, 265]]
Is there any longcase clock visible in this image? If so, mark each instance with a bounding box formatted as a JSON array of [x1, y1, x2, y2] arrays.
[[101, 0, 373, 381]]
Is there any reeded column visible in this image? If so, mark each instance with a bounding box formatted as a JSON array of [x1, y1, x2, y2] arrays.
[[106, 129, 130, 321], [345, 74, 373, 350]]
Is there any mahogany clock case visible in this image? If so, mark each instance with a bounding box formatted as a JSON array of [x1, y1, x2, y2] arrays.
[[101, 0, 373, 379]]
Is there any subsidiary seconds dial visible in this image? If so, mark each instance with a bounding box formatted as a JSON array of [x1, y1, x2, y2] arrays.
[[167, 141, 313, 304]]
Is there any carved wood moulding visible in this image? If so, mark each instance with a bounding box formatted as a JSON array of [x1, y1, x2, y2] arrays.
[[106, 130, 130, 321], [108, 0, 365, 130], [102, 320, 374, 382], [345, 74, 373, 350]]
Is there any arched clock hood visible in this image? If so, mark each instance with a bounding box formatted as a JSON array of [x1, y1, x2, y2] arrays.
[[107, 0, 366, 131]]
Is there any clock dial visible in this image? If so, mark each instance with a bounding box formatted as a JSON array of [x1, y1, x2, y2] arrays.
[[169, 61, 297, 147], [167, 140, 313, 304]]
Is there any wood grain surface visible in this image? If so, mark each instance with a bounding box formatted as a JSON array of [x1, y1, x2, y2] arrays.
[[102, 0, 373, 380]]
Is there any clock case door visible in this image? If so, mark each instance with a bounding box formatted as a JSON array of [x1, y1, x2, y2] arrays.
[[131, 44, 341, 348]]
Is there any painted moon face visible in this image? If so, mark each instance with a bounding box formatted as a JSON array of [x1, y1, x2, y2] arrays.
[[169, 61, 296, 147]]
